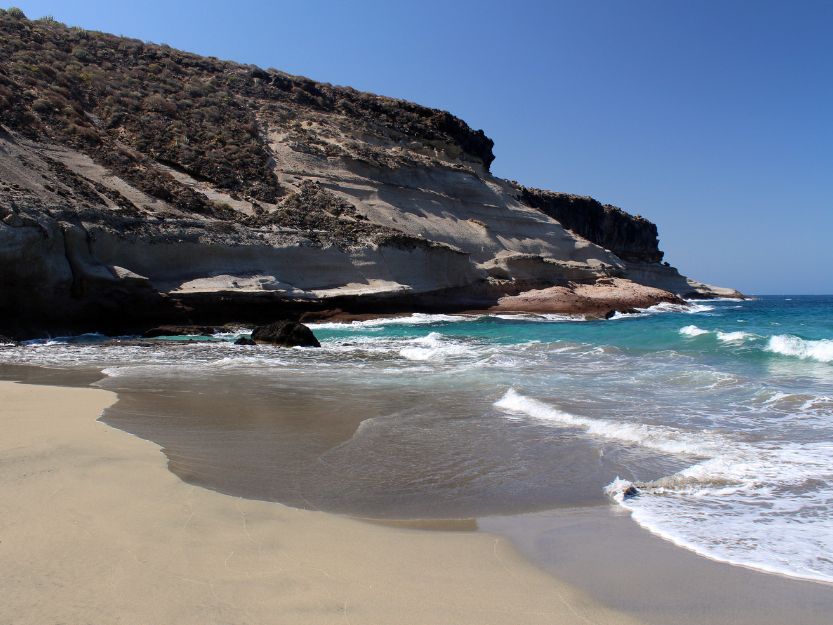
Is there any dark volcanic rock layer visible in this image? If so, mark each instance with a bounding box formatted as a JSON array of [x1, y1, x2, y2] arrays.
[[519, 187, 663, 264], [0, 10, 739, 338]]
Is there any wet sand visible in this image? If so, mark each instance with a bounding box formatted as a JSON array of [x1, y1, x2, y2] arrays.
[[484, 508, 833, 625], [98, 373, 621, 519], [0, 380, 639, 625]]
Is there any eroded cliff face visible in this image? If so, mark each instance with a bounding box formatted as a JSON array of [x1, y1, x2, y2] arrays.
[[0, 11, 738, 336], [518, 188, 663, 264]]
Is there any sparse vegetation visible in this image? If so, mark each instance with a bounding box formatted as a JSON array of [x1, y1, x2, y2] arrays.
[[0, 11, 282, 207], [37, 15, 62, 25], [245, 180, 400, 247], [0, 11, 494, 238]]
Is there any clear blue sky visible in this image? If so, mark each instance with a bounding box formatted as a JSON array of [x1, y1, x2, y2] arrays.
[[9, 1, 833, 294]]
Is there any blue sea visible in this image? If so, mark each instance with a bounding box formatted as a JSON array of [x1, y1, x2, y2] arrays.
[[2, 295, 832, 583]]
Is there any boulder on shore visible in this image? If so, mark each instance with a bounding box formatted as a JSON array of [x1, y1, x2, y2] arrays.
[[233, 337, 256, 346], [251, 321, 321, 347]]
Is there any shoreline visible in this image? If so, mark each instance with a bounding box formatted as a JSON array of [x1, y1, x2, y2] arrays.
[[2, 295, 727, 345], [1, 277, 743, 341], [2, 370, 832, 624], [0, 378, 641, 625]]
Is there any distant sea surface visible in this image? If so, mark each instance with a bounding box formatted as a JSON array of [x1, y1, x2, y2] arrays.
[[2, 295, 832, 583]]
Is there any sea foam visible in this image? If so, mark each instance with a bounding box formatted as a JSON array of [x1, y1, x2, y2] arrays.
[[679, 325, 709, 337], [715, 330, 753, 342], [496, 389, 833, 583], [398, 332, 476, 362], [678, 326, 754, 342], [648, 301, 715, 314], [311, 313, 471, 330], [495, 389, 719, 457]]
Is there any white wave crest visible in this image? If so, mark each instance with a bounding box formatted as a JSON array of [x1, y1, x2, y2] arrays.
[[646, 301, 715, 314], [311, 313, 471, 330], [611, 302, 716, 320], [715, 331, 753, 343], [679, 325, 709, 337], [211, 329, 253, 339], [494, 389, 719, 457], [603, 477, 636, 503], [398, 332, 476, 362], [678, 327, 754, 343], [491, 313, 586, 322], [765, 335, 833, 363], [496, 390, 833, 496]]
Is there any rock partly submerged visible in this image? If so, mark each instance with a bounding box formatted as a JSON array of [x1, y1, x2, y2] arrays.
[[0, 13, 741, 338], [251, 321, 320, 348]]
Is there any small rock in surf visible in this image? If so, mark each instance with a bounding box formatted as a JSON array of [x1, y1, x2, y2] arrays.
[[251, 321, 321, 347]]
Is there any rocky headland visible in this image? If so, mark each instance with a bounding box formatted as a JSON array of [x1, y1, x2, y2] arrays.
[[0, 10, 740, 338]]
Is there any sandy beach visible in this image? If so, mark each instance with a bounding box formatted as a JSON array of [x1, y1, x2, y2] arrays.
[[0, 380, 641, 625]]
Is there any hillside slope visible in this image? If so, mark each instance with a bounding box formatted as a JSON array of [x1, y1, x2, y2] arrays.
[[0, 10, 738, 336]]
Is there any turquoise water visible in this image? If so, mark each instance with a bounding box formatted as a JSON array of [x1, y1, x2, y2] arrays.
[[2, 296, 832, 583], [315, 295, 833, 360]]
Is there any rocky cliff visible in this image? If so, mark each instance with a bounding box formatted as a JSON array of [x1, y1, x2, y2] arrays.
[[0, 10, 739, 337], [518, 187, 663, 264]]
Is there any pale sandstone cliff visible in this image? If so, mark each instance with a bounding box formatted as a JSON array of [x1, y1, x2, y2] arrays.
[[0, 11, 739, 336]]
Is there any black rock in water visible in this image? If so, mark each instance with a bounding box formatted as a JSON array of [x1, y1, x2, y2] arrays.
[[234, 337, 256, 346], [622, 485, 640, 499], [251, 321, 321, 347]]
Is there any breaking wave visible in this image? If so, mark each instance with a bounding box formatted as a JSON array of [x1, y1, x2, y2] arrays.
[[678, 326, 754, 342], [495, 389, 721, 456], [398, 332, 477, 362], [647, 301, 715, 314], [495, 389, 833, 583], [310, 313, 471, 330], [765, 335, 833, 363], [715, 330, 754, 342], [678, 326, 833, 363]]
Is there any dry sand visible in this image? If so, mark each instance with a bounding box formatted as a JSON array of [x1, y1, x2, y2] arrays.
[[0, 381, 641, 625]]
